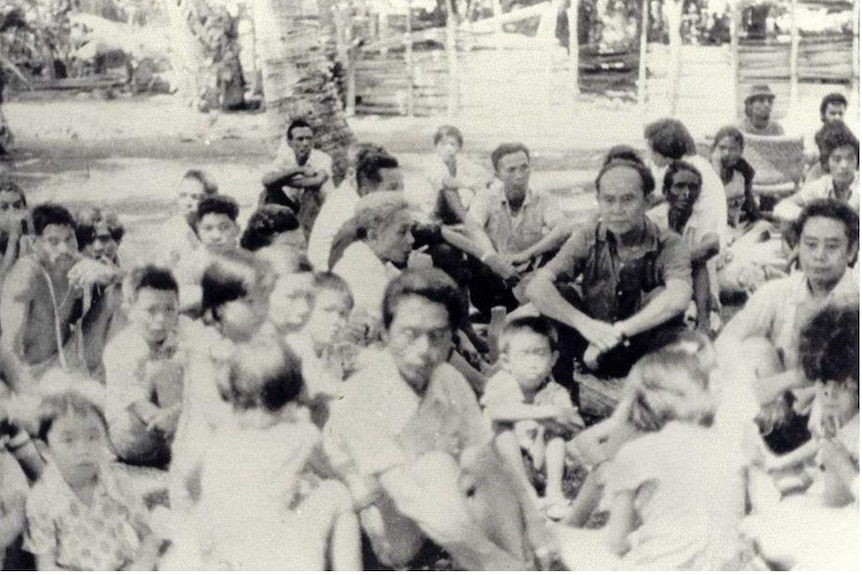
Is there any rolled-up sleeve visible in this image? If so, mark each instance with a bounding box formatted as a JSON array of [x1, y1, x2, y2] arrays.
[[542, 227, 591, 283]]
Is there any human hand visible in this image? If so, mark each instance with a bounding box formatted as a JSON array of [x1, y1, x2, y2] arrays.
[[68, 258, 119, 287], [407, 249, 434, 270], [503, 251, 531, 267], [582, 344, 602, 371], [146, 407, 180, 439], [579, 319, 622, 353]]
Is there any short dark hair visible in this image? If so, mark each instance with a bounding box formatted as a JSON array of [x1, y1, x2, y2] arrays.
[[818, 122, 859, 172], [195, 194, 239, 228], [662, 159, 703, 196], [711, 126, 745, 153], [182, 169, 219, 195], [795, 198, 860, 248], [223, 338, 305, 413], [595, 159, 656, 197], [313, 271, 354, 310], [356, 148, 400, 192], [31, 203, 76, 236], [240, 205, 300, 252], [286, 119, 313, 141], [201, 251, 275, 323], [644, 118, 697, 160], [799, 303, 859, 386], [603, 145, 644, 166], [433, 125, 464, 148], [820, 92, 848, 120], [491, 142, 531, 172], [130, 264, 178, 295], [75, 207, 125, 247], [0, 180, 27, 206], [500, 316, 558, 353], [382, 269, 465, 331]]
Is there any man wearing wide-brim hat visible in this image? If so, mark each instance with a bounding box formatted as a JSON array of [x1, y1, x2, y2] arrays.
[[739, 84, 785, 136]]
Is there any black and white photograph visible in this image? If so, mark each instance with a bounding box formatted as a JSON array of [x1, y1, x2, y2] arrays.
[[0, 0, 859, 570]]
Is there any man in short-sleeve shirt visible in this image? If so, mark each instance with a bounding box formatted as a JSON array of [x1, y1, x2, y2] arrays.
[[527, 159, 693, 386]]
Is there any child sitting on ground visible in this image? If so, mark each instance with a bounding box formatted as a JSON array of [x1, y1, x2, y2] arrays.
[[285, 272, 355, 427], [481, 317, 583, 519], [742, 303, 859, 570], [556, 348, 755, 571], [23, 373, 163, 570], [104, 265, 186, 467], [756, 303, 859, 503], [192, 338, 360, 570]]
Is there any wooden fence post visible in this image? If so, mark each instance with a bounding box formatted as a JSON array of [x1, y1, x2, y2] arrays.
[[730, 0, 739, 119], [445, 0, 459, 117], [637, 0, 649, 114], [405, 1, 414, 117], [853, 0, 859, 99], [568, 1, 580, 98], [789, 0, 799, 111]]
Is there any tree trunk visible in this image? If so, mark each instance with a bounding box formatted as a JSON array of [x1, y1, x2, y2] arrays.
[[252, 0, 354, 184]]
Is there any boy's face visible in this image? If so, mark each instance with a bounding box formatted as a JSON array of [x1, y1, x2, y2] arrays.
[[177, 177, 207, 217], [36, 223, 79, 272], [130, 287, 179, 345], [198, 212, 239, 253], [436, 135, 461, 161], [306, 288, 351, 348], [268, 273, 315, 332], [501, 330, 557, 391], [816, 377, 858, 427], [386, 296, 453, 393], [823, 102, 846, 124], [47, 409, 107, 489], [827, 145, 857, 188]]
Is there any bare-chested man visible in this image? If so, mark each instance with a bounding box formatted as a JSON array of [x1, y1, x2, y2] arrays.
[[0, 204, 117, 385]]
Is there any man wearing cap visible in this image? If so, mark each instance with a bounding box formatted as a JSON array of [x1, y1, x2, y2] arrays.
[[739, 84, 785, 136]]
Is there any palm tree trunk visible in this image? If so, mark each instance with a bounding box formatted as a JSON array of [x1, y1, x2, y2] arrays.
[[252, 0, 354, 184]]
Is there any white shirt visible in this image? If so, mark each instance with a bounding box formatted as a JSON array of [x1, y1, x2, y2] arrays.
[[307, 179, 359, 271], [153, 214, 200, 269], [332, 241, 400, 325], [272, 144, 335, 199], [774, 173, 860, 222]]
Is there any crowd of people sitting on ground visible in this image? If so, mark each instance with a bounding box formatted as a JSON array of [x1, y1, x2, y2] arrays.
[[0, 89, 858, 570]]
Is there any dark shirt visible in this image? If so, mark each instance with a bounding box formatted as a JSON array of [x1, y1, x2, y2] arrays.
[[542, 216, 691, 323]]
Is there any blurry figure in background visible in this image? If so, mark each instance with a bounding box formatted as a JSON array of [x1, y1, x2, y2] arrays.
[[169, 251, 276, 521], [154, 169, 219, 269], [775, 122, 859, 223], [739, 84, 784, 136], [189, 338, 361, 570], [261, 119, 335, 237], [75, 207, 125, 267], [0, 181, 31, 291], [268, 271, 315, 339], [424, 125, 492, 224], [104, 266, 185, 467]]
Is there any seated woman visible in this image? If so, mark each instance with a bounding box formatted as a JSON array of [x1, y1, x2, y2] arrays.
[[710, 126, 762, 230]]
